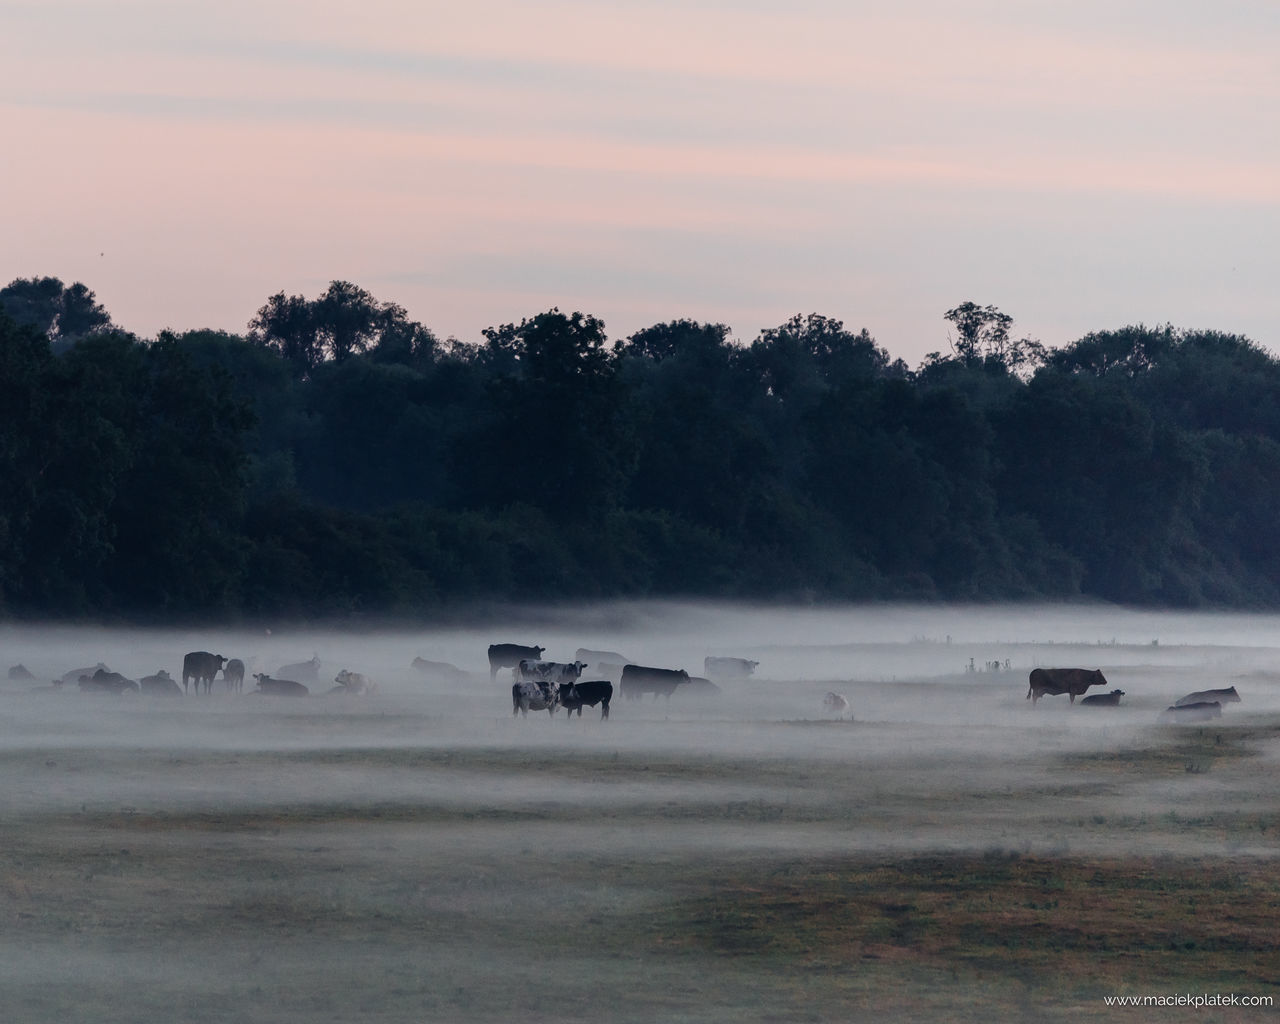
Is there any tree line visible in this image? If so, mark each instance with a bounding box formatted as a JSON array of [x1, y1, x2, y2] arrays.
[[3, 274, 1280, 622]]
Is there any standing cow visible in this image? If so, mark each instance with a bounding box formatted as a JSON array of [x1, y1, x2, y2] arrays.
[[558, 680, 613, 719], [512, 680, 558, 717], [1026, 667, 1108, 706], [183, 651, 227, 695], [621, 665, 690, 701], [488, 643, 545, 680], [222, 658, 246, 694]]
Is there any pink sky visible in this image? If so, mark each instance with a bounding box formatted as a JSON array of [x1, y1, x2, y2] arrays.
[[3, 0, 1277, 363]]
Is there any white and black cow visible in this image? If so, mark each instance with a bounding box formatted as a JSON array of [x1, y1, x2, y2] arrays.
[[558, 680, 613, 719], [512, 680, 558, 717], [516, 660, 588, 687]]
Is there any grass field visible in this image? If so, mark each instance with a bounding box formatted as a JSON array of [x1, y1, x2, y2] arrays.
[[2, 606, 1279, 1021]]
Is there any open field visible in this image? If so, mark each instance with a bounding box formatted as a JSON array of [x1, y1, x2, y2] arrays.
[[3, 603, 1280, 1021]]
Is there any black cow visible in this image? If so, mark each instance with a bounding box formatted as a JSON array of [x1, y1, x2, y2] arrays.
[[621, 664, 690, 701], [251, 673, 309, 697], [489, 643, 545, 680], [140, 670, 181, 696], [1080, 689, 1125, 706], [78, 668, 139, 694], [1160, 701, 1222, 723], [1026, 667, 1108, 706], [1175, 686, 1240, 707], [558, 680, 613, 719], [512, 680, 557, 717], [222, 658, 246, 694], [183, 651, 226, 695]]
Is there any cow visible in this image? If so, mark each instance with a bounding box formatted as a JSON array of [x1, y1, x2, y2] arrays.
[[1026, 668, 1108, 706], [61, 662, 109, 685], [139, 669, 181, 696], [704, 656, 759, 679], [512, 680, 557, 717], [8, 664, 35, 680], [575, 648, 630, 667], [683, 676, 722, 697], [222, 658, 246, 694], [488, 643, 545, 680], [557, 680, 613, 719], [78, 669, 139, 694], [411, 657, 471, 684], [251, 673, 309, 697], [621, 664, 690, 701], [1175, 686, 1240, 707], [183, 651, 226, 695], [1080, 689, 1125, 707], [328, 669, 377, 696], [1160, 701, 1222, 723], [516, 660, 588, 687], [276, 655, 321, 683], [823, 692, 850, 717]]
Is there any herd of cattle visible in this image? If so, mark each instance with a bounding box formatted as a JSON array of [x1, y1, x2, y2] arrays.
[[3, 645, 1250, 725], [493, 644, 757, 719], [6, 653, 377, 699], [1024, 666, 1243, 721]]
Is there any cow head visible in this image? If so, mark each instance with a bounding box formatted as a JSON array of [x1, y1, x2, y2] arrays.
[[534, 646, 546, 657], [335, 669, 352, 686]]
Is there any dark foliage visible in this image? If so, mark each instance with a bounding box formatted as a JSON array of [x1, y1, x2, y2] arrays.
[[4, 278, 1280, 620]]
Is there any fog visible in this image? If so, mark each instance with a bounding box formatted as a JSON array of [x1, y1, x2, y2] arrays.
[[4, 602, 1279, 1021]]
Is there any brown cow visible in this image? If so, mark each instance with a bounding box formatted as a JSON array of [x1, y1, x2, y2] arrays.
[[1027, 668, 1108, 706]]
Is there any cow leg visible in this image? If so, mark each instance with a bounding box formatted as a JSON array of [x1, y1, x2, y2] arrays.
[[601, 700, 609, 720], [1069, 693, 1076, 704]]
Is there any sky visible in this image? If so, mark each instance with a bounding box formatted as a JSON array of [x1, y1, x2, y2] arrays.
[[2, 0, 1277, 365]]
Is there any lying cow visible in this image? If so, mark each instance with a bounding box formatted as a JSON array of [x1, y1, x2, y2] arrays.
[[1080, 689, 1125, 707], [183, 651, 226, 695], [327, 669, 377, 696], [140, 670, 181, 696], [1160, 701, 1222, 723], [61, 662, 109, 685], [557, 680, 613, 719], [251, 673, 309, 697], [512, 680, 557, 717], [488, 643, 545, 681], [276, 655, 320, 683], [1026, 667, 1108, 706], [683, 676, 721, 697], [620, 664, 690, 701], [222, 658, 246, 694], [78, 669, 139, 694], [516, 660, 587, 687], [823, 692, 850, 717], [411, 657, 471, 684], [575, 648, 630, 667], [1175, 686, 1240, 707], [8, 664, 35, 680], [704, 656, 759, 679]]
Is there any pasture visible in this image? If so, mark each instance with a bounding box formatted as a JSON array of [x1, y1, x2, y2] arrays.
[[2, 602, 1279, 1022]]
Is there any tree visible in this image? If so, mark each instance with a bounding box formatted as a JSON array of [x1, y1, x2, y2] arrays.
[[942, 301, 1043, 373], [0, 276, 112, 342], [248, 291, 320, 373]]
